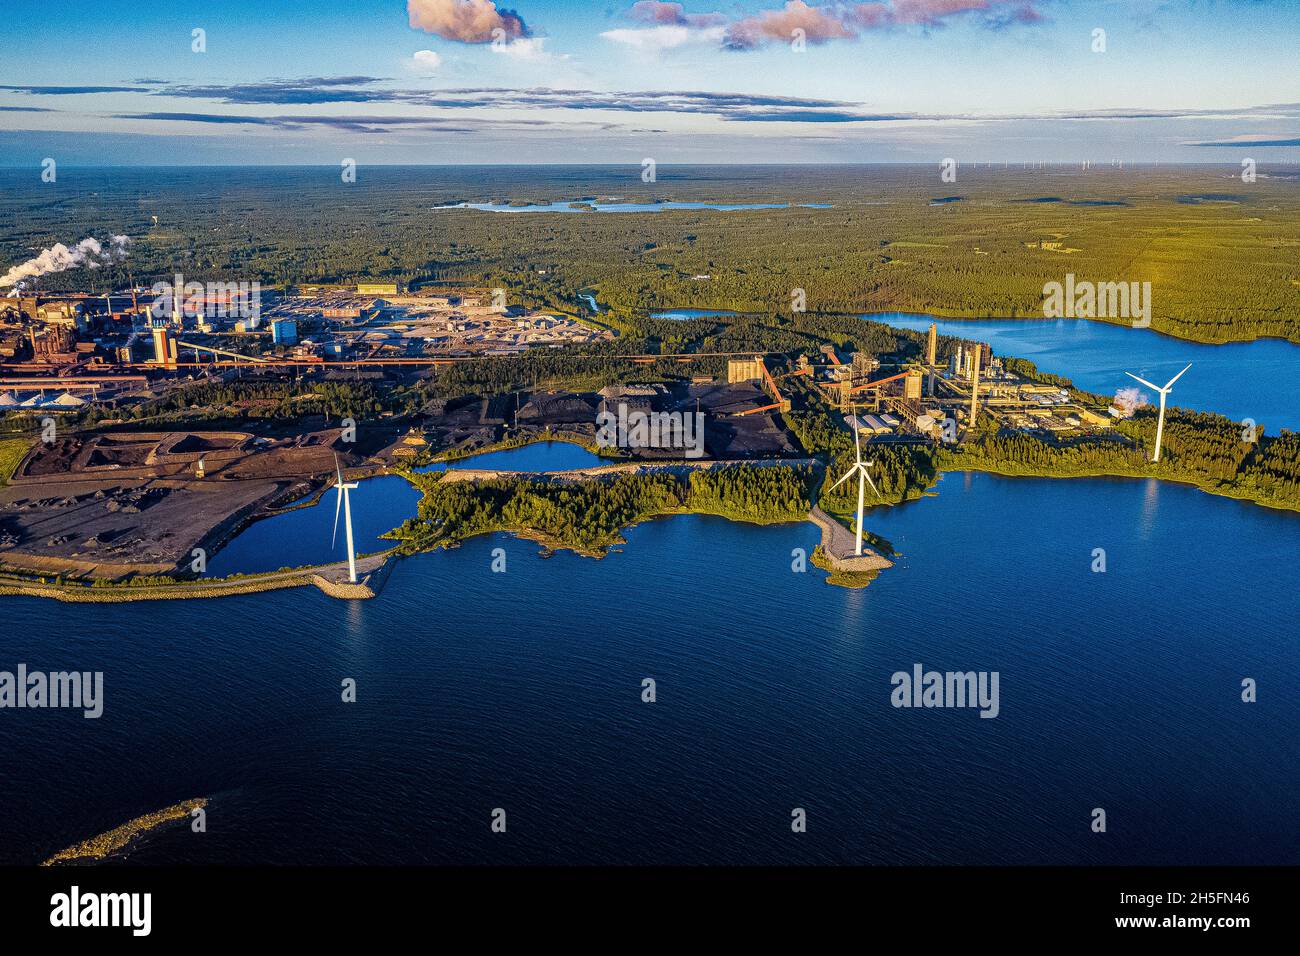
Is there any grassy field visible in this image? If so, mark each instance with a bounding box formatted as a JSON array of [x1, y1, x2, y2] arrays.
[[0, 437, 31, 486]]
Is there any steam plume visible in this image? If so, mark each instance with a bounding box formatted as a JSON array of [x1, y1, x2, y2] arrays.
[[0, 235, 132, 295], [1112, 386, 1147, 417]]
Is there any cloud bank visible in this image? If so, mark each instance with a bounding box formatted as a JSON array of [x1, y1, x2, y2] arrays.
[[407, 0, 530, 43], [601, 0, 1045, 51]]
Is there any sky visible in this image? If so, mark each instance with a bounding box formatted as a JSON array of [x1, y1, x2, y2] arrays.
[[1, 0, 1298, 164]]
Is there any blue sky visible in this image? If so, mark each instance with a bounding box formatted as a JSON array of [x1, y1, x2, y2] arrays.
[[1, 0, 1298, 164]]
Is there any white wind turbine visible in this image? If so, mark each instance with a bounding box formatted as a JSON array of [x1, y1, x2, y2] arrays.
[[1125, 362, 1192, 463], [828, 415, 880, 556], [331, 456, 359, 583]]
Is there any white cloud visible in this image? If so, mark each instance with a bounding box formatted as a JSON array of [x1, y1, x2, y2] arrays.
[[490, 37, 565, 61], [408, 49, 443, 73], [600, 24, 725, 52]]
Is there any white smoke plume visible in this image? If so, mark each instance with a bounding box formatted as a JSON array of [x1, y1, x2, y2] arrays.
[[1112, 386, 1148, 417], [1, 235, 132, 295]]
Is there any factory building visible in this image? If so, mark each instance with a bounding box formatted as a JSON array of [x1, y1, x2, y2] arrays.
[[28, 324, 78, 359], [948, 341, 990, 382], [151, 321, 177, 370], [30, 301, 91, 335], [356, 282, 402, 296], [727, 357, 764, 384], [915, 413, 943, 438], [271, 319, 299, 345]]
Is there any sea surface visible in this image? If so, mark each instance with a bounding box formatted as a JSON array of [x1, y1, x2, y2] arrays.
[[1, 447, 1297, 865]]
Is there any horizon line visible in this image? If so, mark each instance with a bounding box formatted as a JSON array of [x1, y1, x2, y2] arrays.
[[0, 161, 1288, 170]]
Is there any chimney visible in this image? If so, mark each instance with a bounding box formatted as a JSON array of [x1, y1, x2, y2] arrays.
[[968, 344, 982, 432]]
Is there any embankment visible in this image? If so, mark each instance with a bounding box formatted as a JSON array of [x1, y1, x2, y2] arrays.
[[808, 505, 893, 572], [0, 553, 392, 603]]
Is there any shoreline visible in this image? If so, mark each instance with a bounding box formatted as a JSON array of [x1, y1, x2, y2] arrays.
[[5, 408, 1298, 607], [933, 458, 1300, 515], [0, 550, 394, 603], [3, 451, 1295, 603], [855, 308, 1300, 347], [615, 302, 1300, 348]]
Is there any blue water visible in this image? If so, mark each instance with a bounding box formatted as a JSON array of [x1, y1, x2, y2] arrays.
[[876, 313, 1300, 432], [205, 444, 604, 578], [651, 308, 757, 321], [436, 201, 833, 213], [1, 472, 1295, 864], [203, 475, 422, 578], [428, 441, 605, 474], [654, 309, 1300, 431]]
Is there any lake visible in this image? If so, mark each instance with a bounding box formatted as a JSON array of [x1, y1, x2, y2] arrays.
[[1, 470, 1295, 864], [436, 201, 833, 213], [429, 440, 605, 474], [205, 443, 605, 577], [651, 309, 1300, 431], [651, 308, 759, 321], [203, 475, 422, 578], [875, 313, 1300, 432]]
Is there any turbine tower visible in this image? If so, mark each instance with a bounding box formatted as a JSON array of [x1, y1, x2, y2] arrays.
[[1125, 363, 1192, 463], [828, 415, 880, 556], [331, 456, 360, 583]]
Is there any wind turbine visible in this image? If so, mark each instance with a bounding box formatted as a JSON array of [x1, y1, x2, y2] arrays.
[[331, 456, 359, 583], [1125, 363, 1191, 463], [828, 415, 880, 556]]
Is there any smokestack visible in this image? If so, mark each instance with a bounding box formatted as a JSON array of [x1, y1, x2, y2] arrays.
[[926, 323, 938, 396], [968, 343, 982, 432]]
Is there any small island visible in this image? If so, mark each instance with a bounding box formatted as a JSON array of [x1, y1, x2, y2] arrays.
[[42, 797, 208, 865]]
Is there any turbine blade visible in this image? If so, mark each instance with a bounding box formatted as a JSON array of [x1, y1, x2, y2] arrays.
[[829, 469, 853, 492], [1124, 372, 1160, 392], [1163, 362, 1192, 390], [332, 486, 342, 549], [863, 467, 880, 499]]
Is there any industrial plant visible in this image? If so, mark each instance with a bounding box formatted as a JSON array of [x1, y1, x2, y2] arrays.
[[0, 279, 610, 416]]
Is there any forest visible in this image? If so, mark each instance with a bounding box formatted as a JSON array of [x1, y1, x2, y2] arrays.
[[940, 409, 1300, 510], [394, 464, 817, 554], [2, 164, 1297, 344], [783, 379, 939, 507]]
